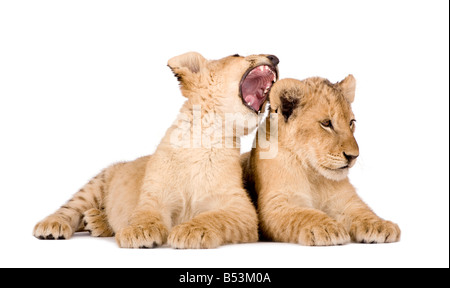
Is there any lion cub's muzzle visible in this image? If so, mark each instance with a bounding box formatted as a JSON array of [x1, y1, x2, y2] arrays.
[[240, 55, 279, 113]]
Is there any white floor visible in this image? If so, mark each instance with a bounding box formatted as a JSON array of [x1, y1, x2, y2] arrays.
[[2, 222, 447, 268]]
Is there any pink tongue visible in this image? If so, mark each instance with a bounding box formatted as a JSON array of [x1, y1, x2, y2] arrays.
[[242, 79, 269, 110], [244, 94, 264, 111], [242, 67, 275, 111]]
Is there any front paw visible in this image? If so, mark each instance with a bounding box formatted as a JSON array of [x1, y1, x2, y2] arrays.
[[115, 224, 168, 248], [350, 219, 401, 243], [168, 223, 221, 249], [298, 220, 350, 246]]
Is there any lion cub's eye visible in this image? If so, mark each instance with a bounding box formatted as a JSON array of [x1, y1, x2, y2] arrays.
[[350, 119, 356, 128], [320, 119, 333, 129]]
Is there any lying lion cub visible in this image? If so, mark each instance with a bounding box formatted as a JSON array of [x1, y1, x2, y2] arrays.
[[34, 52, 279, 248], [242, 76, 401, 246]]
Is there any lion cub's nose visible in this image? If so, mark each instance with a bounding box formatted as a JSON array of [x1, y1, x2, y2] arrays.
[[343, 152, 359, 163], [267, 55, 279, 66]]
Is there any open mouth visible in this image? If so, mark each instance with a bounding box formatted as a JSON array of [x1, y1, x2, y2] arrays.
[[240, 65, 278, 112]]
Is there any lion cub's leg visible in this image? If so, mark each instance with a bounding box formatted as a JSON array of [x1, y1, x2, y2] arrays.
[[332, 194, 401, 244], [114, 187, 169, 248], [83, 208, 114, 237], [326, 183, 401, 244], [259, 195, 350, 246], [168, 192, 258, 249], [114, 169, 175, 248], [33, 169, 108, 240]]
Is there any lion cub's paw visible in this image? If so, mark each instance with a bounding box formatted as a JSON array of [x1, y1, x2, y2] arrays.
[[83, 208, 114, 237], [33, 216, 73, 240], [298, 220, 350, 246], [115, 224, 168, 248], [350, 219, 401, 243], [168, 223, 222, 249]]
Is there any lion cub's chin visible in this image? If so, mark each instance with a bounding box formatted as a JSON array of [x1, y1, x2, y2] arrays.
[[315, 165, 350, 182]]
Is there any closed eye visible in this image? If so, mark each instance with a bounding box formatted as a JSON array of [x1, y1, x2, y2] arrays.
[[350, 119, 356, 129]]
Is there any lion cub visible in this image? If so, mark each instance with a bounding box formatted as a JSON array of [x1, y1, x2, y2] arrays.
[[34, 52, 279, 248], [242, 76, 401, 246]]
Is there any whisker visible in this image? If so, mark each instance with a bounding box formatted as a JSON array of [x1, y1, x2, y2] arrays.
[[327, 154, 344, 161]]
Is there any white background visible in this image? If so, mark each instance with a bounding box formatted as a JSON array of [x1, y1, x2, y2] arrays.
[[0, 0, 448, 268]]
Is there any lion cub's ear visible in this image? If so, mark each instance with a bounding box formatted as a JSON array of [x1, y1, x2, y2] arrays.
[[269, 78, 303, 122], [168, 52, 207, 74], [168, 52, 207, 95], [338, 74, 356, 103]]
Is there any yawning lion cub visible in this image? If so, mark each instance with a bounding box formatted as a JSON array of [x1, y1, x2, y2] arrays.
[[34, 52, 279, 248], [242, 76, 401, 246]]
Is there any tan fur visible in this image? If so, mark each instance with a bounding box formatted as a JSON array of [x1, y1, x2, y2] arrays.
[[242, 77, 401, 246], [34, 52, 279, 248]]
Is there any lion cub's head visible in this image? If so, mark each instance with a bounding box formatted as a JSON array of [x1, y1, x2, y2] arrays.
[[269, 76, 359, 181], [168, 52, 279, 114], [168, 52, 279, 136]]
